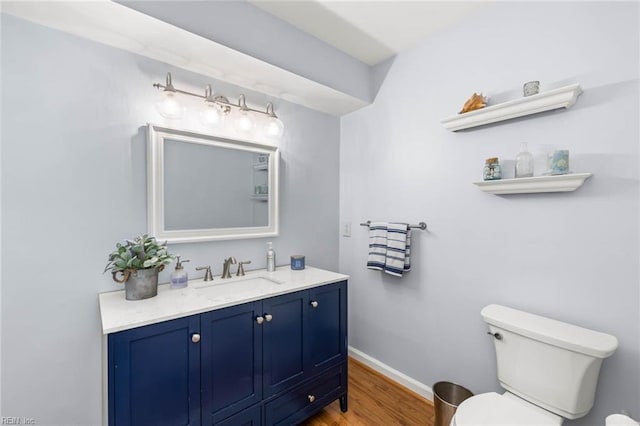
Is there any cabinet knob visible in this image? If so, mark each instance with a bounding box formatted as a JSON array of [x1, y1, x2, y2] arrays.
[[265, 314, 273, 322], [307, 394, 315, 403], [191, 333, 201, 343], [256, 316, 264, 325], [310, 301, 319, 308]]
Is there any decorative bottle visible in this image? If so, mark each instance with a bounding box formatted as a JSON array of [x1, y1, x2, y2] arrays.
[[515, 143, 534, 178], [483, 158, 502, 180], [170, 256, 190, 289], [266, 242, 276, 272]]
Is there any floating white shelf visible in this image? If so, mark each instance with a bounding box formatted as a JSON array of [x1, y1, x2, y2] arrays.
[[441, 84, 582, 131], [473, 173, 592, 195]]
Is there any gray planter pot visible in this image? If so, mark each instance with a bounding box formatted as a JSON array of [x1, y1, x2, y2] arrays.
[[124, 268, 160, 301]]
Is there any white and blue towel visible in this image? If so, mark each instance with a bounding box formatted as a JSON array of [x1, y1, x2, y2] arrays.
[[366, 222, 411, 277]]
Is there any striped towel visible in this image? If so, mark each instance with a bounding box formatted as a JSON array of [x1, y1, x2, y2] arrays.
[[366, 222, 388, 272], [366, 222, 412, 277]]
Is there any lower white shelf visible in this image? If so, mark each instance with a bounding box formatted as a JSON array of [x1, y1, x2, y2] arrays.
[[473, 173, 592, 194]]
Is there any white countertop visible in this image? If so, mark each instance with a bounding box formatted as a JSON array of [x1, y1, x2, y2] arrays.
[[99, 266, 349, 334]]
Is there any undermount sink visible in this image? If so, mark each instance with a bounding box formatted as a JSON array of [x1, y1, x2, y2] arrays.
[[195, 276, 282, 296]]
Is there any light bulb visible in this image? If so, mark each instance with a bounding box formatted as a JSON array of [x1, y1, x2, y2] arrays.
[[200, 102, 224, 128], [263, 116, 284, 138], [156, 90, 183, 119], [233, 110, 255, 134]]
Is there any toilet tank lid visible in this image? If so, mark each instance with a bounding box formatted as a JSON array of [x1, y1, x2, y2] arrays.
[[481, 304, 618, 358]]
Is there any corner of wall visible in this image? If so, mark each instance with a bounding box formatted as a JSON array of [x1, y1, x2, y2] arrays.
[[348, 346, 433, 402]]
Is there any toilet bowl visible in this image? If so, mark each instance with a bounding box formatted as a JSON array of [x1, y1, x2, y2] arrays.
[[452, 304, 618, 425], [606, 414, 639, 426], [452, 392, 562, 426]]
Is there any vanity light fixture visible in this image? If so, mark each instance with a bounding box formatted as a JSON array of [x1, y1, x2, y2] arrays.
[[232, 95, 255, 134], [153, 72, 284, 136], [155, 73, 184, 119], [263, 103, 284, 138], [199, 84, 225, 128]]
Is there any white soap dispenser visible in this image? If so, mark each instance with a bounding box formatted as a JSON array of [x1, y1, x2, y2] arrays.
[[170, 256, 190, 289], [266, 242, 276, 272], [515, 142, 534, 178]]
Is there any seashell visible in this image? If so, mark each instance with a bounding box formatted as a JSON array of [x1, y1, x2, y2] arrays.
[[459, 93, 487, 114]]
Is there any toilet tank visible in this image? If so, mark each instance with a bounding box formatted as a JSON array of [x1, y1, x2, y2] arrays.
[[481, 304, 618, 420]]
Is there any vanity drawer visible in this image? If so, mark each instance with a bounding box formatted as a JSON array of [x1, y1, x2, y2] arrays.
[[264, 363, 346, 426]]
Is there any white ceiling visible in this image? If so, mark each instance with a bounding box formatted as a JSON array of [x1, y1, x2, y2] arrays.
[[1, 1, 368, 115], [251, 1, 490, 66], [2, 1, 489, 116]]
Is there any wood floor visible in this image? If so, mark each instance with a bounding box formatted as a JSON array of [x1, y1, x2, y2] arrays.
[[302, 358, 435, 426]]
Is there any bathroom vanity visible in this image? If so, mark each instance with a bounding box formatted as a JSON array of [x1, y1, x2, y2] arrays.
[[99, 266, 348, 426]]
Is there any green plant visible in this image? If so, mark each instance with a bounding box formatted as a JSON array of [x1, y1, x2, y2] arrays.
[[104, 234, 174, 282]]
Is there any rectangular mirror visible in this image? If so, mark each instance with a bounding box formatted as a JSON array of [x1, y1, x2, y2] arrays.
[[147, 124, 279, 243]]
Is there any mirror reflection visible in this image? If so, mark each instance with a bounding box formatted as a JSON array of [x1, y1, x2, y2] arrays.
[[147, 124, 279, 243], [164, 140, 269, 230]]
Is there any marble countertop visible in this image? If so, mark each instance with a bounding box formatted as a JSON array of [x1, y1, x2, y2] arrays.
[[99, 266, 349, 334]]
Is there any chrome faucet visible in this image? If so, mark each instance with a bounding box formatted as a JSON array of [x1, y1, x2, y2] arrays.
[[221, 257, 237, 279], [237, 260, 252, 276], [196, 265, 213, 281]]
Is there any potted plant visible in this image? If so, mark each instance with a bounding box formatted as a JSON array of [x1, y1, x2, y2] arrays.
[[104, 234, 174, 300]]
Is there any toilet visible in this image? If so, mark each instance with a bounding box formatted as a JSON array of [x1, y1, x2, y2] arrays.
[[606, 414, 639, 426], [452, 304, 618, 426]]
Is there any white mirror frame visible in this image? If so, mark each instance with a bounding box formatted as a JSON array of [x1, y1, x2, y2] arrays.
[[147, 123, 279, 243]]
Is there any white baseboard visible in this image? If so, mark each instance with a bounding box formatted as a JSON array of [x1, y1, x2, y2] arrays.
[[348, 346, 434, 402]]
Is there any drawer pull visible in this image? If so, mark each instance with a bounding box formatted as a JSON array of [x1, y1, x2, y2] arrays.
[[256, 316, 264, 325], [310, 301, 319, 308], [191, 333, 201, 343], [265, 314, 273, 322], [307, 394, 316, 403]]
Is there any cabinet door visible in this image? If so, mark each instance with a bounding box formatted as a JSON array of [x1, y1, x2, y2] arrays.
[[109, 315, 200, 426], [308, 281, 348, 374], [262, 290, 309, 397], [201, 301, 263, 425]]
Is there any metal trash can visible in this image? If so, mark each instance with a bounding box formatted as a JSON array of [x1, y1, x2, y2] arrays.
[[433, 381, 473, 426]]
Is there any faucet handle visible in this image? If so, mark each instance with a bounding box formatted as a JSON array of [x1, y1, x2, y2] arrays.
[[196, 266, 213, 281], [237, 260, 252, 276]]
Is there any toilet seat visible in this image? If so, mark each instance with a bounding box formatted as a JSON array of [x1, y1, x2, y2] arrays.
[[452, 392, 563, 426]]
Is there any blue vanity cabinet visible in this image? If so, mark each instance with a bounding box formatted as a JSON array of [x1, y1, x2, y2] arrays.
[[264, 363, 347, 425], [264, 281, 349, 423], [214, 404, 261, 426], [107, 280, 348, 426], [201, 301, 263, 425], [308, 281, 348, 375], [108, 315, 201, 426], [262, 289, 309, 398]]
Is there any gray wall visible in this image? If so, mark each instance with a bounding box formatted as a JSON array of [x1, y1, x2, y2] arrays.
[[339, 2, 639, 424], [0, 14, 340, 425]]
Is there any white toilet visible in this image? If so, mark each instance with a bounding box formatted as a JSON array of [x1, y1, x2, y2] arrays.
[[452, 304, 618, 426], [606, 414, 639, 426]]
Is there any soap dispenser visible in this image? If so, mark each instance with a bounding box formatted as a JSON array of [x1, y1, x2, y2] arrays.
[[515, 142, 534, 178], [170, 256, 190, 289], [266, 242, 276, 272]]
